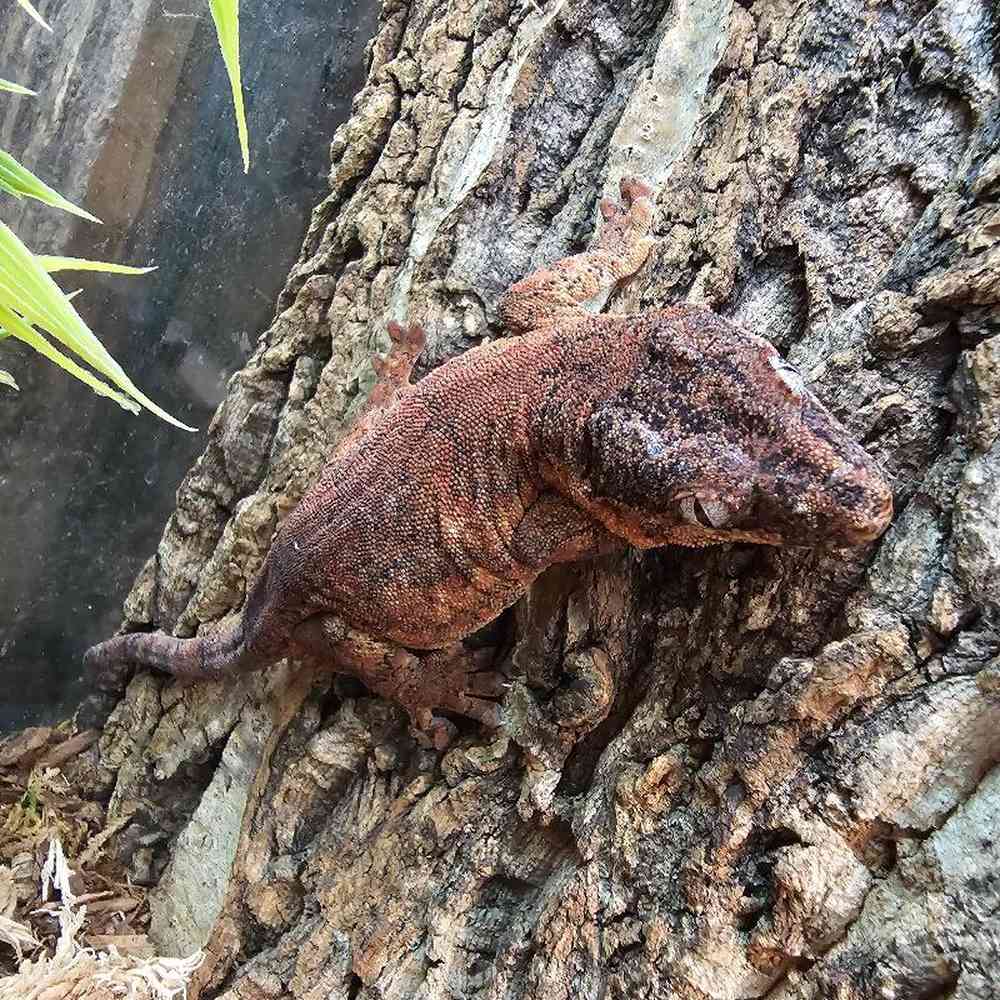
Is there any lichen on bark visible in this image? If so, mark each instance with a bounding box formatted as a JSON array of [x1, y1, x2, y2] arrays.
[[69, 0, 1000, 997]]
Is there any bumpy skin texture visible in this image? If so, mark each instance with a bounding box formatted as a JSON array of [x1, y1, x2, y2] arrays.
[[84, 179, 893, 747]]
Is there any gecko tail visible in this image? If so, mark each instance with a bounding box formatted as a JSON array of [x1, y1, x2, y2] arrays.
[[83, 620, 251, 694]]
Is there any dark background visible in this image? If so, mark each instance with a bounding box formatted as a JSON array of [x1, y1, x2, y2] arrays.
[[0, 0, 378, 730]]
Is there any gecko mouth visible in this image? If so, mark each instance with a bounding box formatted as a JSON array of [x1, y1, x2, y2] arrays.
[[838, 523, 885, 544], [822, 489, 894, 546], [843, 494, 894, 543], [817, 463, 894, 545], [746, 478, 893, 547]]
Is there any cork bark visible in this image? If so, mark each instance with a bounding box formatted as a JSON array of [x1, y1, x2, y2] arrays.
[[76, 0, 1000, 996]]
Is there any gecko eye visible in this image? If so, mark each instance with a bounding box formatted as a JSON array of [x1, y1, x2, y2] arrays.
[[679, 495, 733, 528]]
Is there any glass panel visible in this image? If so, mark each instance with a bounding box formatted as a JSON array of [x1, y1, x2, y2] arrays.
[[0, 0, 378, 730]]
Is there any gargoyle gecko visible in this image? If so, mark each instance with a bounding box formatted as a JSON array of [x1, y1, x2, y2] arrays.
[[85, 178, 893, 747]]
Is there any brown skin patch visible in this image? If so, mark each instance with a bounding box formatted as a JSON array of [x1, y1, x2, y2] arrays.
[[84, 177, 892, 745]]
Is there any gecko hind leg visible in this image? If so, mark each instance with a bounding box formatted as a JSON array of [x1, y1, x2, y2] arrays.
[[292, 615, 505, 749], [497, 175, 656, 335]]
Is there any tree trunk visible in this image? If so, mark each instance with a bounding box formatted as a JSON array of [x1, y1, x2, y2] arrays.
[[77, 0, 1000, 996]]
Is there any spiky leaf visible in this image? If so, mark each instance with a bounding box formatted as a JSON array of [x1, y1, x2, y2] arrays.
[[0, 369, 18, 390], [36, 255, 155, 275], [13, 0, 50, 31], [0, 150, 101, 222], [0, 221, 194, 429], [208, 0, 250, 172], [0, 78, 35, 96], [0, 302, 139, 411]]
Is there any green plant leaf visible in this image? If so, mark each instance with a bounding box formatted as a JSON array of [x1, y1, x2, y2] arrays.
[[0, 288, 83, 340], [0, 289, 77, 340], [13, 0, 50, 31], [0, 369, 18, 390], [0, 150, 101, 222], [208, 0, 250, 172], [36, 255, 155, 275], [0, 78, 35, 96], [0, 302, 139, 412], [0, 221, 195, 429]]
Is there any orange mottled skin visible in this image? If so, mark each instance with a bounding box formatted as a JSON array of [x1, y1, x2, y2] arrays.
[[85, 179, 893, 747]]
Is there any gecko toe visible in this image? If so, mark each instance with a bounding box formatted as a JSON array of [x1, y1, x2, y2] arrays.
[[481, 702, 503, 729], [600, 196, 621, 222], [75, 691, 119, 732], [410, 710, 458, 750], [461, 697, 503, 729], [84, 646, 132, 695], [388, 320, 426, 352], [429, 715, 459, 750], [619, 175, 654, 204]]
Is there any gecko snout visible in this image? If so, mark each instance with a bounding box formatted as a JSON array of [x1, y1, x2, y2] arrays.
[[820, 463, 894, 545]]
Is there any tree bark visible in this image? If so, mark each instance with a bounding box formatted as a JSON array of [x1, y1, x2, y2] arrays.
[[76, 0, 1000, 996]]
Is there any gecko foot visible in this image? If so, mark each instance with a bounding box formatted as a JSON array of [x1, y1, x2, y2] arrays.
[[354, 320, 428, 424], [386, 319, 426, 354], [76, 640, 138, 731], [594, 175, 655, 280], [411, 711, 459, 751], [374, 321, 426, 388], [83, 641, 133, 694], [389, 644, 506, 748], [291, 615, 505, 749], [599, 175, 655, 224], [497, 174, 656, 333]]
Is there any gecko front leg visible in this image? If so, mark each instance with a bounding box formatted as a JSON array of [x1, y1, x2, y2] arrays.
[[497, 176, 656, 335], [343, 320, 427, 448]]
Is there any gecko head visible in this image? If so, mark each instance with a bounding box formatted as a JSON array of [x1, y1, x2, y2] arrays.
[[747, 352, 895, 547], [581, 311, 894, 549]]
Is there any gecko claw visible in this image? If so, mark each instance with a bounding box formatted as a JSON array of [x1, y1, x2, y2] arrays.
[[600, 196, 620, 221], [387, 320, 427, 352], [476, 702, 503, 730], [411, 712, 459, 751], [466, 670, 508, 698]]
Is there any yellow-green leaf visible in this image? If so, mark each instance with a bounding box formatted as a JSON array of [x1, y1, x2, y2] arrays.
[[13, 0, 50, 31], [36, 255, 155, 275], [0, 150, 101, 222], [208, 0, 249, 173], [0, 78, 35, 96], [0, 221, 195, 430], [0, 302, 138, 412], [0, 287, 77, 339], [0, 369, 18, 390]]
